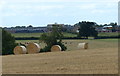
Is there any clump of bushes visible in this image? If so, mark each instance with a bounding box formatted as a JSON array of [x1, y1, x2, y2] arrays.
[[2, 29, 17, 55], [40, 24, 67, 52]]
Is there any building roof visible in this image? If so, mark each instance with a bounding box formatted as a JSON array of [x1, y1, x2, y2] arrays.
[[103, 26, 112, 28]]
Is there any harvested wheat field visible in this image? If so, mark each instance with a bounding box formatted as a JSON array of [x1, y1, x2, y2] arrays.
[[2, 39, 118, 74]]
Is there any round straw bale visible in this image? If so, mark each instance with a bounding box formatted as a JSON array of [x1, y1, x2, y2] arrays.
[[78, 43, 88, 49], [14, 46, 27, 55], [51, 45, 62, 52], [27, 43, 40, 54]]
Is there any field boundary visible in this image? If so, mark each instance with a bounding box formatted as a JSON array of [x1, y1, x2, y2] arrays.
[[15, 36, 120, 40]]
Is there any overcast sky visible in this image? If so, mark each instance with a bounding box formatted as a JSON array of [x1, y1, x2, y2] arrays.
[[0, 0, 119, 27]]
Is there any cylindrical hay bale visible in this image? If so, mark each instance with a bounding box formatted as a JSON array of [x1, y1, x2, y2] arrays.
[[78, 43, 88, 49], [14, 46, 27, 55], [51, 45, 62, 52], [27, 43, 40, 54]]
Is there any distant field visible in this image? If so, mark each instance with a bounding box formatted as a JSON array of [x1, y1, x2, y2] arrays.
[[11, 33, 43, 37], [11, 32, 119, 38], [11, 32, 77, 38], [98, 32, 119, 36], [2, 39, 118, 74]]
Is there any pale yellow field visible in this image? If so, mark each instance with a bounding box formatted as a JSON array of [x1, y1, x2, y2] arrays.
[[2, 39, 118, 74]]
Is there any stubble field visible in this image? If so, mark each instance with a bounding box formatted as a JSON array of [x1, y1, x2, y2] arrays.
[[2, 39, 118, 74]]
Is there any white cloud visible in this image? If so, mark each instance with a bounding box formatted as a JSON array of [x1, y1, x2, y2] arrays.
[[24, 13, 34, 16], [2, 3, 65, 17], [106, 2, 118, 8], [91, 9, 106, 14], [0, 0, 6, 11], [33, 5, 64, 11], [2, 13, 16, 17], [9, 5, 64, 10], [77, 4, 96, 10]]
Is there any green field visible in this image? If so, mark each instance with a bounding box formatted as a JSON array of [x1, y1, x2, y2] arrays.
[[11, 32, 77, 38], [98, 32, 119, 36], [11, 32, 119, 38], [16, 39, 118, 51], [11, 33, 43, 37], [13, 32, 119, 51]]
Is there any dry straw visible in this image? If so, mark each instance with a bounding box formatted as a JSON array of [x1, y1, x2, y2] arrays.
[[27, 43, 40, 54], [78, 43, 88, 49], [13, 46, 27, 55], [51, 45, 62, 52]]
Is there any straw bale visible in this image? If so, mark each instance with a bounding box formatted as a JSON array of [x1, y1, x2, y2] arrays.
[[51, 45, 62, 52], [78, 43, 88, 49], [14, 46, 27, 55], [27, 43, 40, 54]]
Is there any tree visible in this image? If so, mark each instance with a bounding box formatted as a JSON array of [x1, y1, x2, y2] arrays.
[[40, 24, 67, 52], [109, 22, 117, 32], [2, 29, 17, 55], [28, 25, 33, 28], [77, 21, 98, 38]]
